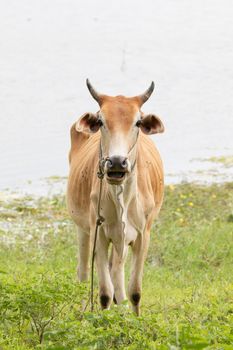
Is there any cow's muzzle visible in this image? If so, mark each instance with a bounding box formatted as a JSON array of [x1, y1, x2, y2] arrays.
[[105, 156, 129, 184]]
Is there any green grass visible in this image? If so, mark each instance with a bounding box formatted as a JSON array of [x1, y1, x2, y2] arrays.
[[192, 156, 233, 168], [0, 183, 233, 349], [207, 156, 233, 167]]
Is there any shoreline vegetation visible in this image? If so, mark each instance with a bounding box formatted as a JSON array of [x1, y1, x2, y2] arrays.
[[0, 181, 232, 349]]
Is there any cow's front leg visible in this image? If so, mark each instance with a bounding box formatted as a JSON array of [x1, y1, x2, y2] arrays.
[[95, 229, 114, 310], [109, 246, 128, 304], [128, 230, 150, 316]]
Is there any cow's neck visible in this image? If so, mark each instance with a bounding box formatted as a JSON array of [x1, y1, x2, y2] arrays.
[[108, 172, 137, 211], [105, 171, 137, 258]]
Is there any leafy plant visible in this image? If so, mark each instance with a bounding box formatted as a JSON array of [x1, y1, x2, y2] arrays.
[[0, 183, 232, 349]]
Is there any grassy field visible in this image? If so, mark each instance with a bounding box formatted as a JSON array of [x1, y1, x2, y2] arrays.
[[0, 183, 232, 349]]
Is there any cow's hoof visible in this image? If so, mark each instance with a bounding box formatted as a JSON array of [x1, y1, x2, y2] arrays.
[[131, 292, 141, 305], [100, 294, 110, 309], [130, 292, 141, 315]]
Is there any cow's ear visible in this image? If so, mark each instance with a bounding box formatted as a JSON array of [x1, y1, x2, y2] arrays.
[[139, 114, 164, 135], [75, 112, 102, 133]]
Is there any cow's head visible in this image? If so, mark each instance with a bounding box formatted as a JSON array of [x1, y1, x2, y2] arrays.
[[76, 79, 164, 185]]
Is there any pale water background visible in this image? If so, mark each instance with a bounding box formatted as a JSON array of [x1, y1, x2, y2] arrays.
[[0, 0, 233, 194]]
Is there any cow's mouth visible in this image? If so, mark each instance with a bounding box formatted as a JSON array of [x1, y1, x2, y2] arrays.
[[106, 171, 126, 183], [107, 171, 125, 179]]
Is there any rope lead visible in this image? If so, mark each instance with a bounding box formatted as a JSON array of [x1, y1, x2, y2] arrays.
[[90, 161, 105, 311]]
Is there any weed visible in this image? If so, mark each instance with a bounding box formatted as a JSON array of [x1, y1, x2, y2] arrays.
[[0, 183, 232, 349]]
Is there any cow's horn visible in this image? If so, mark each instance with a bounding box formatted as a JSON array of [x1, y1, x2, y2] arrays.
[[86, 79, 102, 105], [137, 81, 155, 105]]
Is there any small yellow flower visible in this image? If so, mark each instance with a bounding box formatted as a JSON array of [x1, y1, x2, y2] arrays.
[[176, 208, 181, 212], [179, 218, 184, 223], [188, 202, 194, 207], [212, 194, 216, 198], [180, 194, 187, 199], [169, 185, 175, 191]]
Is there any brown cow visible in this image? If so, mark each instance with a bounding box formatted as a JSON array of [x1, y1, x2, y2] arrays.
[[67, 80, 164, 315]]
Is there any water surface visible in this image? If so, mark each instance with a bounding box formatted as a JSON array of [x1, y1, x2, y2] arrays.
[[1, 0, 232, 191]]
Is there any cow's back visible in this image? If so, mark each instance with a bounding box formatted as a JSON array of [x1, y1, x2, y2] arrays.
[[136, 133, 164, 219], [67, 124, 100, 228]]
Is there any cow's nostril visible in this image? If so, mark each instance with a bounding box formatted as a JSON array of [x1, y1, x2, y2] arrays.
[[106, 159, 113, 168], [121, 159, 127, 168]]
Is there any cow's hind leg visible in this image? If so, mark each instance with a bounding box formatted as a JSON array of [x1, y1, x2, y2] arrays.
[[128, 230, 150, 316], [109, 246, 128, 304], [77, 227, 90, 282]]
